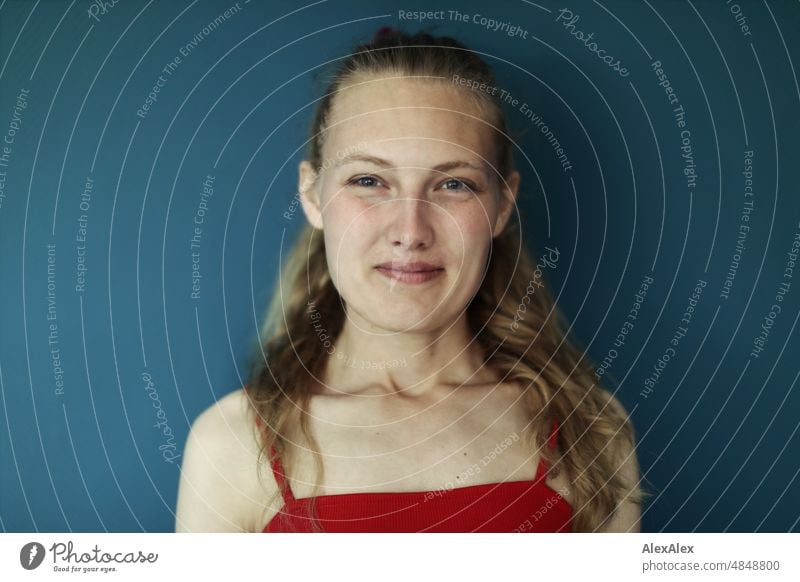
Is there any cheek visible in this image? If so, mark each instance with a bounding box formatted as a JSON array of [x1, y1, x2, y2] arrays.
[[443, 207, 495, 287], [449, 204, 495, 250], [321, 197, 371, 279]]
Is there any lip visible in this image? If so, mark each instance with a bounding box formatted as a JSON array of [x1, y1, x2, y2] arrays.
[[374, 261, 444, 284], [375, 261, 443, 272]]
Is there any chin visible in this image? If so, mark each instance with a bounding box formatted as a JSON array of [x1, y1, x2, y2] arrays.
[[396, 308, 460, 331], [361, 308, 438, 333]]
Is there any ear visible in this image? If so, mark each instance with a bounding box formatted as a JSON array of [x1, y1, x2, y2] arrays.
[[298, 160, 323, 230], [492, 170, 520, 238]]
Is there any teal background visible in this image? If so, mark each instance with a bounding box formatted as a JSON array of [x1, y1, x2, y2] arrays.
[[1, 0, 798, 532]]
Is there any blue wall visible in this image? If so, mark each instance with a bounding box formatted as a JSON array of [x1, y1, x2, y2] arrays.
[[1, 0, 798, 532]]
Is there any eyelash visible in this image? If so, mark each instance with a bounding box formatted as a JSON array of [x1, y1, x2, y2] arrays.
[[346, 175, 480, 193]]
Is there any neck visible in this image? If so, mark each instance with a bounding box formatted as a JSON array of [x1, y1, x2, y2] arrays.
[[321, 309, 495, 398]]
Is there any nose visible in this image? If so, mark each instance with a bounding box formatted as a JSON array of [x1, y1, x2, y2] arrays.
[[386, 196, 435, 251]]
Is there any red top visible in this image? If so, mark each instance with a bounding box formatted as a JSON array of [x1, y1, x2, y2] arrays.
[[258, 416, 572, 533]]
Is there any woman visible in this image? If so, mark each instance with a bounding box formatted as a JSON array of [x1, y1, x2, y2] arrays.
[[175, 28, 644, 533]]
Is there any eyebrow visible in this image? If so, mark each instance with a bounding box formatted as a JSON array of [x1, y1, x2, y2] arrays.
[[333, 153, 488, 174]]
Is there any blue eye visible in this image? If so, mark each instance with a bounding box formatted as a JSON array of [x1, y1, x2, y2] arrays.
[[442, 178, 477, 192], [348, 175, 382, 188]]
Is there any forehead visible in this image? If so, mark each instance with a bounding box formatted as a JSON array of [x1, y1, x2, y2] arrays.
[[322, 75, 498, 165]]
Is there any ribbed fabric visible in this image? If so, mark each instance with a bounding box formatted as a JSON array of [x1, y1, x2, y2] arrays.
[[258, 416, 572, 533]]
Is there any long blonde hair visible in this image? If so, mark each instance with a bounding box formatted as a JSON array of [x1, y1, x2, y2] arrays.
[[245, 28, 644, 532]]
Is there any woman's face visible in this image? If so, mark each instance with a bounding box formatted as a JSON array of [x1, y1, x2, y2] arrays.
[[299, 75, 519, 334]]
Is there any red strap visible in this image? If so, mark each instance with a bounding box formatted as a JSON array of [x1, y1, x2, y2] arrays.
[[256, 416, 295, 503], [548, 416, 559, 450], [269, 444, 295, 503], [535, 417, 560, 482]]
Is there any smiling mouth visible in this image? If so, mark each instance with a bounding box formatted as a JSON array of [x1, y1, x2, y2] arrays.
[[374, 266, 444, 284]]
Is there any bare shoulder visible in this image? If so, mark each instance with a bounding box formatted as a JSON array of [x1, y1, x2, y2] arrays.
[[175, 387, 277, 532], [601, 392, 643, 532]]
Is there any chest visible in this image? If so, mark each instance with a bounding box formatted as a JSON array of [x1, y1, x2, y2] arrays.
[[285, 388, 545, 498]]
